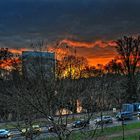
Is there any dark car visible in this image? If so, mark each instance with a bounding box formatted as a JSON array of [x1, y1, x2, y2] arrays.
[[72, 120, 89, 128], [116, 111, 133, 120], [94, 116, 113, 125], [48, 124, 66, 133]]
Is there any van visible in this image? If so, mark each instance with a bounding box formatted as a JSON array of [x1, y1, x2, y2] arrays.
[[116, 111, 133, 120]]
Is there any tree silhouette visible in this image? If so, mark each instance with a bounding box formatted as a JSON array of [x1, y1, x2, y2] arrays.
[[115, 35, 140, 102], [104, 59, 124, 74]]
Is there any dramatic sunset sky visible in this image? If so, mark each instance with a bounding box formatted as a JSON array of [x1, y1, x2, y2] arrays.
[[0, 0, 140, 66]]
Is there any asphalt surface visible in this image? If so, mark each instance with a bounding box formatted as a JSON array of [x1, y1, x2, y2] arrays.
[[1, 116, 140, 140]]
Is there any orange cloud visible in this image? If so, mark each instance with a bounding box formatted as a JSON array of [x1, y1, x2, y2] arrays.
[[59, 39, 117, 48]]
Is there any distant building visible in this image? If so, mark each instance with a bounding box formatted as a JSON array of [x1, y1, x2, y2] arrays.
[[122, 104, 134, 112], [122, 103, 140, 112], [22, 51, 55, 79]]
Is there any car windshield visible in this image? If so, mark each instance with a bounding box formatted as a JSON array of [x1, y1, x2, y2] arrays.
[[104, 116, 110, 119], [117, 112, 121, 115], [0, 131, 5, 133], [122, 112, 130, 115], [33, 125, 39, 128]]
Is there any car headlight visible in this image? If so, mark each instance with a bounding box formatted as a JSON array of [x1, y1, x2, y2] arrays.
[[22, 129, 26, 133], [7, 133, 11, 136]]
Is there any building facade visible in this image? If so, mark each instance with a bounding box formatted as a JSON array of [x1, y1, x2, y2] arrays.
[[22, 51, 55, 79]]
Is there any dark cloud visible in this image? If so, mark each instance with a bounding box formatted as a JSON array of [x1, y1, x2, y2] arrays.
[[0, 0, 140, 47]]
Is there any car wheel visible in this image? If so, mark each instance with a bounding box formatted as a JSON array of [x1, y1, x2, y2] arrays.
[[5, 135, 8, 138]]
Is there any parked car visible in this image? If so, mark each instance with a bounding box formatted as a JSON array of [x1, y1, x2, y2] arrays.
[[137, 112, 140, 117], [94, 116, 113, 124], [72, 119, 90, 128], [21, 125, 41, 136], [0, 129, 12, 138], [116, 111, 133, 120], [48, 124, 66, 133]]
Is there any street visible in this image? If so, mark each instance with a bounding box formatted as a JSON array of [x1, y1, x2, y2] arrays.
[[0, 116, 140, 140]]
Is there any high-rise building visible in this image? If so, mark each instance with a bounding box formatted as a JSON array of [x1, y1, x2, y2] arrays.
[[22, 51, 55, 79]]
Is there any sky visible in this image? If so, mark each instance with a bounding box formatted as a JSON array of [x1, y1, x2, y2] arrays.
[[0, 0, 140, 66]]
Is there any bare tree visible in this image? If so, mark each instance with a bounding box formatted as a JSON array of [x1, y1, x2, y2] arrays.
[[116, 35, 140, 102], [104, 59, 124, 75]]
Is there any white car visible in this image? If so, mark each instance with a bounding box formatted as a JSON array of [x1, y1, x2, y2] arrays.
[[21, 125, 41, 135], [137, 112, 140, 117], [0, 129, 11, 138], [94, 116, 113, 124]]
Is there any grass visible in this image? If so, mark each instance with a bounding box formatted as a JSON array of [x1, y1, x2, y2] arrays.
[[109, 132, 140, 140], [0, 122, 17, 129], [99, 121, 140, 135], [41, 121, 140, 140]]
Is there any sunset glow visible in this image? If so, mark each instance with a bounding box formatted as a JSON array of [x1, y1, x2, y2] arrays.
[[2, 39, 118, 68], [87, 57, 115, 66], [9, 48, 29, 54], [0, 0, 140, 133], [0, 58, 21, 70], [57, 39, 117, 66]]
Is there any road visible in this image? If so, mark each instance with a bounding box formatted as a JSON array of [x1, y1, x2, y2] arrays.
[[1, 116, 140, 140]]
